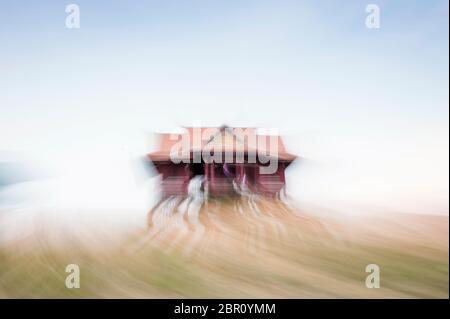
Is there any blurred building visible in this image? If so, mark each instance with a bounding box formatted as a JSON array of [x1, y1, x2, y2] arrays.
[[146, 126, 297, 198]]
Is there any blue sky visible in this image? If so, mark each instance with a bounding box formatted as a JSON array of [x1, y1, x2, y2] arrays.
[[0, 1, 448, 213]]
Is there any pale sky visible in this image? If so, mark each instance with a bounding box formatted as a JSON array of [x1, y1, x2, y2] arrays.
[[0, 1, 448, 214]]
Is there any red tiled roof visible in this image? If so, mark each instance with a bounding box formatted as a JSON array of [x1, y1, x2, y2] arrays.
[[147, 126, 297, 163]]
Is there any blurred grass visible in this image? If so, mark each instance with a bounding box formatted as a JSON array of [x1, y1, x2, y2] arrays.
[[0, 197, 448, 298]]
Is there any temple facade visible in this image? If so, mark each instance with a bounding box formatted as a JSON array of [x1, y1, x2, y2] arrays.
[[146, 126, 297, 199]]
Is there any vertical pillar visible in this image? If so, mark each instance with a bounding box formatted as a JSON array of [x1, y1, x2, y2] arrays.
[[204, 163, 209, 181], [254, 164, 259, 193], [203, 163, 209, 201], [280, 162, 285, 183], [280, 162, 286, 198], [183, 164, 190, 196]]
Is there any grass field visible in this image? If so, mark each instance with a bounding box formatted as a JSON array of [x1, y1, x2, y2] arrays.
[[0, 196, 448, 298]]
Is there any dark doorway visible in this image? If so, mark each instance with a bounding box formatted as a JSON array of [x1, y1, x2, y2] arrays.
[[191, 163, 204, 177]]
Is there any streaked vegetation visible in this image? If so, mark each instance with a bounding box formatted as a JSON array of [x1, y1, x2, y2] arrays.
[[0, 196, 448, 298]]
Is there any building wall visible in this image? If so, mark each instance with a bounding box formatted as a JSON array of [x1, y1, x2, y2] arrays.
[[156, 161, 287, 198], [158, 163, 190, 198]]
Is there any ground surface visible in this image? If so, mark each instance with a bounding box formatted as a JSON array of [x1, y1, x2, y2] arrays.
[[0, 195, 448, 298]]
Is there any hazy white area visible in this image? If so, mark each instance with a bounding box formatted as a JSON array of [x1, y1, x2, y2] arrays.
[[0, 1, 448, 216]]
